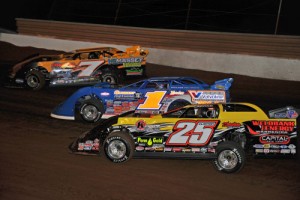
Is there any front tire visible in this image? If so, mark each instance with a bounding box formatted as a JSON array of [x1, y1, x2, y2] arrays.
[[102, 131, 134, 163], [213, 141, 245, 173], [79, 98, 104, 123], [25, 70, 45, 90]]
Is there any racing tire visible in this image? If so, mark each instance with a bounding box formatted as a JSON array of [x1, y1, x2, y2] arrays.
[[102, 73, 118, 84], [167, 100, 191, 112], [102, 131, 134, 163], [79, 98, 104, 123], [141, 65, 147, 77], [212, 141, 245, 173], [25, 70, 45, 90]]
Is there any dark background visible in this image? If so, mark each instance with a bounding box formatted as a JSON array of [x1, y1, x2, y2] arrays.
[[1, 0, 299, 35]]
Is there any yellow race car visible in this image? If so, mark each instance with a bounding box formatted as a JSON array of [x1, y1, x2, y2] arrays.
[[6, 45, 149, 90], [69, 102, 298, 173]]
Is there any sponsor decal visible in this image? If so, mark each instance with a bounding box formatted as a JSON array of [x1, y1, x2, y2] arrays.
[[280, 149, 291, 154], [92, 139, 99, 150], [182, 148, 192, 153], [255, 149, 264, 153], [108, 57, 143, 65], [291, 149, 296, 154], [222, 122, 242, 128], [274, 112, 287, 118], [173, 147, 182, 152], [280, 145, 288, 149], [269, 149, 280, 153], [286, 110, 298, 119], [209, 142, 218, 147], [123, 62, 142, 68], [61, 62, 76, 69], [191, 147, 201, 153], [137, 137, 163, 146], [113, 105, 123, 114], [56, 80, 65, 84], [188, 90, 226, 104], [288, 144, 296, 149], [169, 91, 185, 95], [263, 144, 271, 148], [83, 140, 93, 150], [114, 90, 136, 99], [106, 100, 113, 107], [145, 147, 154, 151], [259, 135, 290, 144], [207, 148, 216, 153], [135, 146, 145, 151], [51, 62, 62, 68], [253, 144, 264, 148], [263, 149, 270, 153], [78, 143, 84, 151], [100, 92, 110, 96], [164, 147, 172, 152], [270, 144, 280, 149], [136, 120, 146, 131], [200, 147, 208, 153], [252, 120, 295, 134], [78, 139, 100, 151], [154, 147, 164, 152]]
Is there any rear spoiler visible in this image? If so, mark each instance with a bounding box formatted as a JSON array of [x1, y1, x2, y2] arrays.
[[210, 78, 234, 90], [269, 106, 299, 119]]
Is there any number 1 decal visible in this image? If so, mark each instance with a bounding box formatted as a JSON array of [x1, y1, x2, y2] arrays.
[[166, 120, 219, 146], [137, 91, 167, 110]]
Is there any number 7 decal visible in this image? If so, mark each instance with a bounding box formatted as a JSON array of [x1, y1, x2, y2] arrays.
[[166, 120, 219, 146]]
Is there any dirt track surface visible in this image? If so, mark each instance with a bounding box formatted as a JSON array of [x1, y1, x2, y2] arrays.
[[0, 41, 300, 200]]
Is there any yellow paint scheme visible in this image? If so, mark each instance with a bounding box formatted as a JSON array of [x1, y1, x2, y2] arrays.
[[114, 102, 296, 131]]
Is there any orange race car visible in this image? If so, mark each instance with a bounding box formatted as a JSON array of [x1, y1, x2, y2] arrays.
[[6, 45, 149, 90]]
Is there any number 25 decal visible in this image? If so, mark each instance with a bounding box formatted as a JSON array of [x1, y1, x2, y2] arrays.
[[166, 120, 219, 146]]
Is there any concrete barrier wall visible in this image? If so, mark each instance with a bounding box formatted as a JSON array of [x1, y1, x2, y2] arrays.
[[16, 18, 300, 60], [1, 33, 299, 81]]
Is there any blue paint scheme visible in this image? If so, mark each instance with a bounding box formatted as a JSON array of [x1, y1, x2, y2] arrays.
[[51, 77, 233, 120]]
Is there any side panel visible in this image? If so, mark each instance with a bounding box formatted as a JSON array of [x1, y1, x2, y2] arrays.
[[244, 120, 297, 155]]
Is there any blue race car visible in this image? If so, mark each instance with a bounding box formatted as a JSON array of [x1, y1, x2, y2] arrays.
[[50, 76, 233, 123]]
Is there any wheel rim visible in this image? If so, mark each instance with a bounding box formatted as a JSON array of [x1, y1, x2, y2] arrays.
[[218, 150, 238, 170], [27, 75, 39, 88], [82, 105, 100, 121], [107, 140, 126, 159], [104, 76, 116, 84]]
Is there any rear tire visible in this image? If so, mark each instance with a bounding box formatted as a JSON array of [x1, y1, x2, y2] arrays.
[[212, 141, 245, 173], [102, 131, 134, 163], [25, 70, 45, 90], [102, 73, 118, 84]]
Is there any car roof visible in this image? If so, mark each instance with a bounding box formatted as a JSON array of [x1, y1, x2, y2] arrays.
[[183, 102, 261, 109], [74, 47, 121, 53], [147, 77, 204, 81]]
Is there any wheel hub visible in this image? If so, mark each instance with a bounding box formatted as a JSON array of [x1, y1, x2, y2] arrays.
[[218, 150, 238, 169], [27, 75, 39, 88], [82, 105, 99, 121], [107, 140, 126, 159]]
